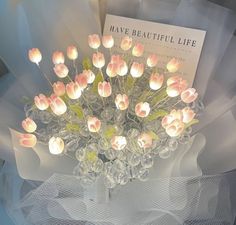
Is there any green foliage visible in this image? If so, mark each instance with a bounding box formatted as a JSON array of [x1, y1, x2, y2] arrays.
[[185, 119, 199, 129], [66, 123, 80, 132], [82, 57, 92, 70], [124, 75, 135, 92], [69, 104, 84, 119], [150, 89, 168, 106], [145, 109, 168, 122], [92, 71, 103, 94]]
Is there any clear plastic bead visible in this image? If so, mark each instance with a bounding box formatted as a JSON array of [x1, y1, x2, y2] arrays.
[[39, 111, 53, 124], [138, 168, 149, 181], [104, 149, 117, 160], [141, 154, 153, 169], [98, 138, 110, 151], [75, 148, 86, 161], [127, 153, 141, 167], [113, 159, 126, 172], [80, 173, 96, 186], [103, 162, 113, 175], [66, 138, 80, 152], [104, 175, 116, 188], [127, 128, 140, 138], [167, 138, 178, 152], [92, 158, 103, 173], [178, 133, 191, 145], [159, 147, 171, 159]]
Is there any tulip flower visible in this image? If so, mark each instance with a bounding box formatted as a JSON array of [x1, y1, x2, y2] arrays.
[[120, 36, 132, 51], [102, 35, 114, 48], [146, 54, 158, 67], [130, 62, 144, 78], [52, 51, 65, 64], [181, 88, 198, 104], [111, 55, 122, 64], [106, 62, 118, 77], [182, 107, 196, 123], [28, 48, 42, 64], [115, 94, 129, 110], [67, 45, 78, 60], [149, 73, 164, 90], [49, 94, 67, 115], [132, 43, 144, 57], [34, 94, 49, 110], [135, 102, 150, 118], [161, 109, 183, 129], [166, 58, 180, 73], [137, 133, 153, 149], [22, 118, 37, 133], [83, 70, 95, 84], [87, 116, 101, 133], [88, 34, 101, 49], [98, 81, 112, 97], [92, 52, 105, 68], [53, 81, 66, 96], [117, 60, 128, 76], [66, 82, 82, 99], [19, 133, 37, 148], [165, 119, 185, 137], [166, 76, 188, 97], [53, 63, 69, 78], [48, 136, 64, 155], [111, 136, 127, 150], [75, 73, 88, 90]]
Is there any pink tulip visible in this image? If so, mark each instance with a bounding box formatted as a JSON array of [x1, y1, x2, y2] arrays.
[[132, 43, 144, 57], [120, 36, 132, 51], [146, 54, 158, 67], [102, 35, 114, 48], [149, 73, 164, 90], [83, 70, 95, 84], [87, 116, 101, 133], [66, 82, 82, 99], [165, 119, 185, 137], [130, 62, 144, 78], [19, 133, 37, 148], [98, 81, 112, 97], [135, 102, 150, 118], [49, 137, 64, 155], [111, 136, 127, 150], [88, 34, 101, 49], [53, 81, 66, 96], [115, 94, 129, 110], [52, 51, 65, 64], [137, 133, 153, 149], [111, 55, 122, 64], [34, 94, 49, 110], [161, 109, 183, 129], [67, 45, 78, 60], [166, 76, 188, 97], [75, 73, 88, 90], [92, 52, 105, 68], [49, 94, 67, 115], [117, 60, 128, 76], [182, 107, 196, 123], [28, 48, 42, 64], [22, 118, 37, 133], [166, 58, 180, 73], [106, 62, 118, 77], [181, 88, 198, 104], [53, 63, 69, 78]]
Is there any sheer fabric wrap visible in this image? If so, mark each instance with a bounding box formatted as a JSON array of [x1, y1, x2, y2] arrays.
[[0, 0, 236, 224]]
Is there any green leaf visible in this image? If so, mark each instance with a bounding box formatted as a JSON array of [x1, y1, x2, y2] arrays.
[[69, 104, 84, 119], [103, 125, 117, 139], [124, 75, 135, 92], [150, 89, 168, 106], [92, 71, 103, 94], [147, 131, 159, 140], [145, 109, 168, 122], [185, 119, 199, 129], [66, 123, 80, 131], [82, 57, 92, 70], [137, 90, 154, 102]]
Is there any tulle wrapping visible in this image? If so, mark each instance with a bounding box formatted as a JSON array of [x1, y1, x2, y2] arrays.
[[0, 0, 236, 224]]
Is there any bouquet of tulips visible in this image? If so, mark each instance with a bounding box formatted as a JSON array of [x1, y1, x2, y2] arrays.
[[18, 34, 201, 188]]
